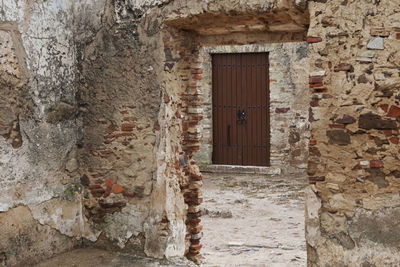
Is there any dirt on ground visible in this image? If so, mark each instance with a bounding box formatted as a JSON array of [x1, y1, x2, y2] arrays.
[[200, 171, 307, 267]]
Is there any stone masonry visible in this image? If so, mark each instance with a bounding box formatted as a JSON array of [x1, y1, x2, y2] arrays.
[[1, 0, 400, 266]]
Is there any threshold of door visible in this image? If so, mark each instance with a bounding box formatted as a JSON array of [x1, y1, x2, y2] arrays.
[[199, 164, 281, 175]]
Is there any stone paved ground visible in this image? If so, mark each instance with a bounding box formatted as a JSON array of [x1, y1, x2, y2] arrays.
[[200, 171, 307, 267]]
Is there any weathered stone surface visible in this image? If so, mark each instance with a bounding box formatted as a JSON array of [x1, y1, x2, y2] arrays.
[[367, 37, 384, 50], [326, 130, 350, 145], [358, 113, 397, 130]]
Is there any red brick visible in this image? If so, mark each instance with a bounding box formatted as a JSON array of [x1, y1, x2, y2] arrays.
[[104, 186, 112, 198], [121, 123, 135, 131], [190, 225, 203, 234], [192, 75, 203, 80], [306, 36, 322, 43], [310, 100, 319, 107], [105, 179, 115, 187], [313, 88, 328, 93], [191, 69, 203, 74], [388, 105, 400, 118], [390, 137, 399, 144], [164, 94, 170, 103], [310, 83, 324, 88], [113, 184, 125, 194], [309, 76, 324, 84], [88, 184, 102, 190], [370, 160, 384, 168], [122, 191, 135, 198], [383, 130, 392, 137], [379, 104, 389, 113], [123, 117, 136, 122], [309, 139, 317, 146], [396, 33, 400, 40], [189, 244, 203, 251]]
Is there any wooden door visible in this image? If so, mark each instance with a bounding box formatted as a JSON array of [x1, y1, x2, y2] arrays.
[[212, 53, 270, 166]]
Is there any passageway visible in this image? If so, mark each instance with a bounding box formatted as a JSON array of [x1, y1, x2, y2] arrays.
[[201, 172, 307, 266]]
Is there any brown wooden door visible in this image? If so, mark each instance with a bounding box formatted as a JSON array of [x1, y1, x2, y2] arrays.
[[212, 53, 270, 166]]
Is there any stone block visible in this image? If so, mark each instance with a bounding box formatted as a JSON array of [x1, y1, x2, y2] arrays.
[[367, 37, 384, 50]]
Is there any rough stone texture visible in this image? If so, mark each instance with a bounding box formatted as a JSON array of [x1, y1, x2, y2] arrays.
[[306, 0, 400, 265], [194, 43, 310, 172], [2, 0, 400, 266]]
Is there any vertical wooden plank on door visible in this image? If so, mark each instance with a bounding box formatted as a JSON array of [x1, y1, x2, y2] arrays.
[[266, 53, 271, 166], [212, 55, 216, 163], [242, 54, 248, 166], [237, 54, 243, 165], [225, 54, 233, 164], [217, 55, 224, 164]]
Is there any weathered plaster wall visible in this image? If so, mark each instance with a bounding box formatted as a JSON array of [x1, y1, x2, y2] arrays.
[[194, 43, 310, 171]]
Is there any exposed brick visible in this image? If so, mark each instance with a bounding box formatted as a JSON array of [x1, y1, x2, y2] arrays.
[[387, 105, 400, 118], [310, 83, 324, 88], [192, 75, 203, 80], [191, 69, 203, 74], [309, 76, 324, 84], [113, 184, 125, 194], [390, 137, 399, 144], [370, 160, 384, 168], [313, 88, 328, 93], [397, 33, 400, 40], [121, 123, 135, 131], [383, 130, 392, 137], [379, 104, 389, 113], [310, 100, 319, 107], [88, 184, 102, 190], [306, 36, 322, 43], [164, 94, 170, 103], [104, 186, 112, 198], [105, 179, 115, 187], [190, 225, 203, 234], [370, 28, 390, 37]]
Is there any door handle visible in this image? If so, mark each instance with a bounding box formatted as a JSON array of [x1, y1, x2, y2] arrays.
[[237, 109, 246, 124]]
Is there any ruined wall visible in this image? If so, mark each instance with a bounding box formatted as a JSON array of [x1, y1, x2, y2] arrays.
[[194, 43, 310, 171], [305, 0, 400, 265], [0, 1, 88, 266]]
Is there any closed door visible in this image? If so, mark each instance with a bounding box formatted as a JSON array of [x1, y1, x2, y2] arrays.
[[212, 53, 270, 166]]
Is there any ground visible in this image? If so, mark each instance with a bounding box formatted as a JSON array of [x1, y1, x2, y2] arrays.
[[201, 171, 307, 267], [34, 248, 196, 267]]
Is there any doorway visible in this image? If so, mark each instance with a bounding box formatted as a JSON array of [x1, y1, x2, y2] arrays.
[[212, 53, 270, 166]]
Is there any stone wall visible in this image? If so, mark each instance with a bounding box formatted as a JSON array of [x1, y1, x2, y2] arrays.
[[305, 0, 400, 265], [194, 43, 309, 171]]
